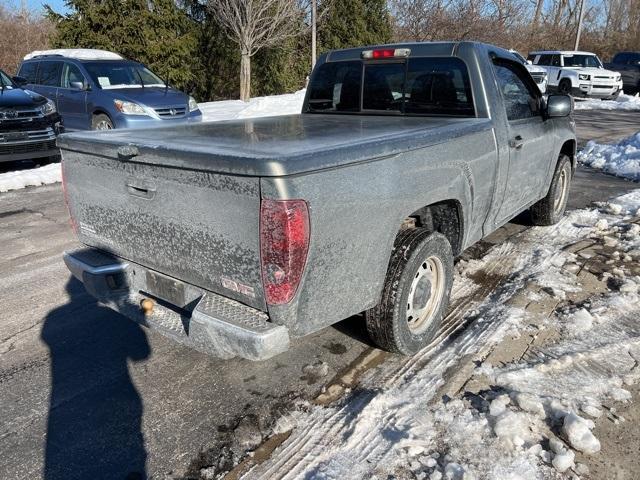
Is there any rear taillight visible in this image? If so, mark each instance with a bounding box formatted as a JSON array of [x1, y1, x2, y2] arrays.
[[60, 159, 78, 234], [260, 199, 310, 305]]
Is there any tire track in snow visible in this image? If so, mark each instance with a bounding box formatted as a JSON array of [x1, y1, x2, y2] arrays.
[[246, 217, 589, 479]]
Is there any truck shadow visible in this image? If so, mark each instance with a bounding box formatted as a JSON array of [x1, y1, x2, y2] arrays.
[[40, 277, 150, 480]]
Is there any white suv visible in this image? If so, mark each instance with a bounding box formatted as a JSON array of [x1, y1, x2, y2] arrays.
[[528, 50, 623, 100], [510, 50, 548, 93]]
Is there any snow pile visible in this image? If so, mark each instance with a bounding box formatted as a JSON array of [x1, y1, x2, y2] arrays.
[[246, 190, 640, 480], [0, 163, 61, 193], [578, 131, 640, 181], [574, 93, 640, 111], [198, 89, 305, 122]]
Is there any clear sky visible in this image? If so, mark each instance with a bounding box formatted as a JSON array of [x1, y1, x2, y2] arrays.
[[3, 0, 69, 15]]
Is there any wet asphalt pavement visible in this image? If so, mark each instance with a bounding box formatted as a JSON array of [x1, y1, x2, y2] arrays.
[[0, 109, 637, 479]]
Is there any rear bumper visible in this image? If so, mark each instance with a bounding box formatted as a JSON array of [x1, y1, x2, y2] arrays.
[[63, 247, 289, 361]]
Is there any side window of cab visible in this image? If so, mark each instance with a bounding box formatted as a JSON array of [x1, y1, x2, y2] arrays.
[[492, 59, 540, 121]]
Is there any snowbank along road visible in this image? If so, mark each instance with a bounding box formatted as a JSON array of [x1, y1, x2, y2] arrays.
[[0, 107, 639, 479]]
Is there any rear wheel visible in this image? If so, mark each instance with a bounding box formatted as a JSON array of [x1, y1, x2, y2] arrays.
[[530, 154, 572, 226], [92, 114, 113, 130], [366, 229, 454, 355], [558, 79, 572, 95]]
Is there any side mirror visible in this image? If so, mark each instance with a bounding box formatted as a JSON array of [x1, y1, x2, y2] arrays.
[[545, 94, 573, 118], [526, 60, 533, 65], [69, 81, 86, 90], [12, 75, 27, 86]]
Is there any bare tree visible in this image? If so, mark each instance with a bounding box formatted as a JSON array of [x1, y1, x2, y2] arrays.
[[208, 0, 305, 101], [0, 5, 52, 74]]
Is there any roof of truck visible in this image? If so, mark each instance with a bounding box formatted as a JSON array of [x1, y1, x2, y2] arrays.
[[23, 49, 124, 61], [323, 41, 515, 63], [529, 50, 597, 56]]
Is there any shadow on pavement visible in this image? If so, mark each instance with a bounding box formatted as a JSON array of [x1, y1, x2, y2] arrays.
[[0, 159, 41, 174], [41, 277, 151, 480]]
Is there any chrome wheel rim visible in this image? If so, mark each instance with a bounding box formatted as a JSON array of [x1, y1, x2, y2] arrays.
[[407, 256, 445, 334], [95, 120, 113, 130], [554, 167, 569, 215]]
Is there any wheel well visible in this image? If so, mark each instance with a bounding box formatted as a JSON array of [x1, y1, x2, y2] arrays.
[[402, 200, 463, 256], [560, 140, 576, 170], [558, 78, 572, 90], [92, 109, 111, 120]]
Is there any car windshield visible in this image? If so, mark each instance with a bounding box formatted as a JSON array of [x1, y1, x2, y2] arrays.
[[82, 61, 166, 89], [563, 54, 602, 68], [0, 70, 15, 89], [306, 56, 475, 117]]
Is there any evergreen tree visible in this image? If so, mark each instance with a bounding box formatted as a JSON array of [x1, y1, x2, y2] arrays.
[[319, 0, 392, 52], [252, 35, 310, 97], [46, 0, 197, 94]]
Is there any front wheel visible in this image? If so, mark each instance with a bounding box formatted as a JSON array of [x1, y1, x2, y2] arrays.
[[92, 114, 114, 130], [558, 79, 572, 95], [530, 154, 572, 226], [366, 229, 454, 355]]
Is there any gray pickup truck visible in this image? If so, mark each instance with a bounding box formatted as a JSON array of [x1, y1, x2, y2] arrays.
[[60, 42, 576, 361]]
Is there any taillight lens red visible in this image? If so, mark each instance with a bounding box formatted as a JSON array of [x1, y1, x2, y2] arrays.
[[372, 49, 395, 59], [260, 199, 310, 305], [60, 159, 78, 235]]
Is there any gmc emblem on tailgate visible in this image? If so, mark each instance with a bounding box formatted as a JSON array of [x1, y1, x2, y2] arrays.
[[221, 277, 256, 298]]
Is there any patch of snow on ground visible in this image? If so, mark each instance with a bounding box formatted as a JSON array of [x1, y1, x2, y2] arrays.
[[578, 131, 640, 181], [245, 190, 640, 480], [0, 163, 61, 193], [574, 93, 640, 111], [198, 89, 305, 122]]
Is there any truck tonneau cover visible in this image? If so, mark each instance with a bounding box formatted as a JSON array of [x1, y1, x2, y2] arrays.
[[58, 114, 491, 177]]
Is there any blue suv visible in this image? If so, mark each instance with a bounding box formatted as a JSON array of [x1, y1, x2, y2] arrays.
[[17, 49, 202, 130]]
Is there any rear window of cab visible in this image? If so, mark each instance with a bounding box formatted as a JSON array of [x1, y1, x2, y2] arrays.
[[306, 57, 475, 117]]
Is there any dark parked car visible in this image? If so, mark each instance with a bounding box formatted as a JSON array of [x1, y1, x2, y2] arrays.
[[605, 52, 640, 93], [0, 69, 62, 164], [17, 49, 202, 131]]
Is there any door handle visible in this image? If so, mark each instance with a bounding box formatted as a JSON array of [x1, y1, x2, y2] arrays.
[[509, 135, 524, 149], [126, 178, 156, 199]]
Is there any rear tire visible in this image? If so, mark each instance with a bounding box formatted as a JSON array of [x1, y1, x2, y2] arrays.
[[530, 154, 572, 226], [92, 114, 114, 130], [366, 229, 453, 355]]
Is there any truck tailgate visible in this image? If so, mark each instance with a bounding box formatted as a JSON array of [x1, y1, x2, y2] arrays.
[[61, 148, 265, 310]]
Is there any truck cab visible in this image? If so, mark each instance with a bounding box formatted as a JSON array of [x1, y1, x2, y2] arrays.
[[528, 50, 623, 100]]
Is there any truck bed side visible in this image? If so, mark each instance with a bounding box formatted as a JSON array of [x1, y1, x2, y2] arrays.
[[263, 126, 498, 336]]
